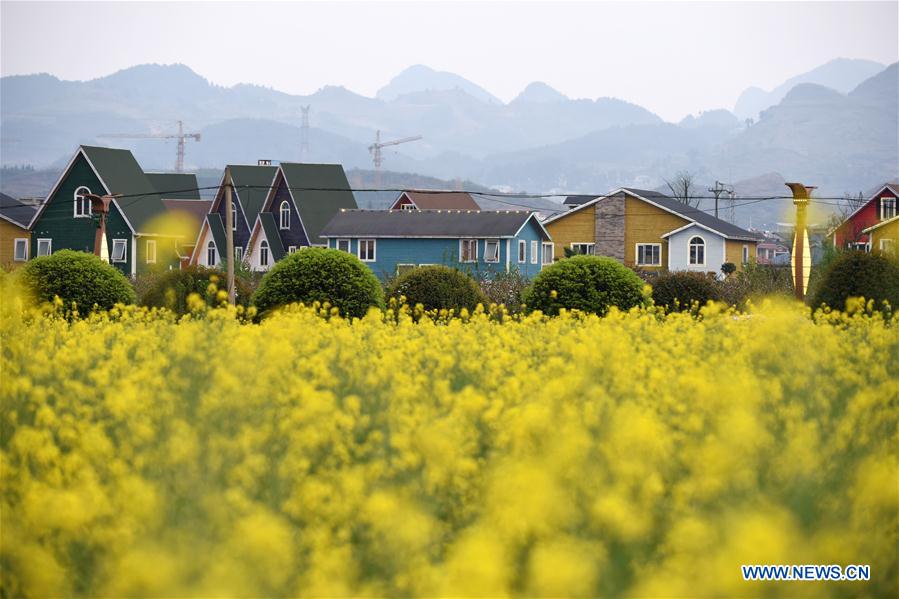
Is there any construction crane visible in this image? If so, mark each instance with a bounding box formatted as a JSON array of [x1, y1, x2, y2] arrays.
[[368, 130, 422, 187], [98, 120, 200, 173]]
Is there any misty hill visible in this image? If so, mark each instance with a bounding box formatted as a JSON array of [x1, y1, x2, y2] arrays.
[[376, 65, 502, 104], [733, 57, 885, 120]]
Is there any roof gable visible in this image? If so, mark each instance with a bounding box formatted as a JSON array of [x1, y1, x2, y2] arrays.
[[258, 212, 287, 260], [279, 162, 358, 244], [320, 209, 541, 238], [0, 193, 37, 229], [395, 191, 481, 210], [229, 165, 278, 226]]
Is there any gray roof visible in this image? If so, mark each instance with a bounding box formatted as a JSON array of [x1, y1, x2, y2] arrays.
[[259, 212, 286, 260], [320, 209, 546, 238], [280, 163, 358, 244], [0, 192, 38, 229], [620, 188, 762, 241], [81, 145, 168, 234], [206, 213, 227, 256], [229, 164, 278, 227], [146, 173, 201, 200], [353, 190, 402, 210], [563, 195, 596, 206]]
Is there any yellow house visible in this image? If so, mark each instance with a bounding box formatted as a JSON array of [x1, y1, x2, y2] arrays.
[[862, 215, 898, 256], [543, 188, 760, 273], [0, 194, 37, 270]]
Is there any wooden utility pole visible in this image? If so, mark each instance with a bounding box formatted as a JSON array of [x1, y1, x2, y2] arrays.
[[708, 180, 732, 220], [224, 169, 236, 305], [786, 182, 813, 301]]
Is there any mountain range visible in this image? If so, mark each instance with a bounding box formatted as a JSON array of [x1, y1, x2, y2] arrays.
[[1, 59, 897, 228]]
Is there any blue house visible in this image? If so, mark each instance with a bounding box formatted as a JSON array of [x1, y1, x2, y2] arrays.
[[319, 209, 553, 279]]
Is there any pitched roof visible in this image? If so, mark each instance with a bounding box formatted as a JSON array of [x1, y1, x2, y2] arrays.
[[146, 173, 201, 200], [862, 215, 899, 233], [0, 192, 38, 229], [258, 212, 287, 260], [206, 213, 228, 256], [839, 182, 899, 224], [228, 164, 278, 227], [544, 187, 761, 241], [320, 209, 548, 239], [279, 163, 358, 244], [563, 195, 595, 206], [395, 191, 481, 210], [80, 145, 168, 234]]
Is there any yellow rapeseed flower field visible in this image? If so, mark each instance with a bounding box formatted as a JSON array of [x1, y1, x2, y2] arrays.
[[1, 292, 897, 597]]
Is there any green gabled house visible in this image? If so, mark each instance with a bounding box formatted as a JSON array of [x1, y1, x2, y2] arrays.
[[29, 146, 195, 275]]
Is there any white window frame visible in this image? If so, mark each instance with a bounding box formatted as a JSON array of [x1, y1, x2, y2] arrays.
[[235, 246, 244, 262], [288, 246, 297, 254], [358, 239, 376, 262], [260, 240, 269, 266], [530, 240, 538, 264], [742, 245, 749, 264], [570, 242, 595, 256], [146, 239, 157, 264], [111, 239, 128, 263], [206, 240, 217, 266], [882, 196, 896, 221], [232, 202, 238, 231], [484, 239, 500, 263], [880, 238, 895, 256], [688, 235, 706, 266], [337, 239, 351, 253], [37, 238, 52, 257], [518, 240, 526, 263], [460, 239, 477, 263], [396, 263, 417, 276], [542, 242, 554, 265], [279, 200, 291, 229], [73, 186, 92, 218], [636, 243, 661, 266], [400, 203, 417, 211], [13, 238, 28, 261]]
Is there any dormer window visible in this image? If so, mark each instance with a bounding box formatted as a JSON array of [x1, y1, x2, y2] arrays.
[[280, 201, 290, 229], [260, 240, 270, 266], [74, 186, 92, 218], [882, 196, 896, 221]]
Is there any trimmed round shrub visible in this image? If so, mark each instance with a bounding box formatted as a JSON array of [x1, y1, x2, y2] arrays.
[[811, 250, 899, 313], [389, 266, 488, 312], [20, 249, 136, 312], [523, 255, 648, 316], [139, 265, 253, 314], [652, 271, 722, 312], [252, 247, 384, 318]]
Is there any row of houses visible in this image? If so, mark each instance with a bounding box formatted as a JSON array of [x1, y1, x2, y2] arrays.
[[9, 144, 893, 280]]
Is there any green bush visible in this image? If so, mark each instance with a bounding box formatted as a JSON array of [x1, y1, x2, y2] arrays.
[[20, 250, 136, 313], [389, 266, 488, 312], [523, 255, 648, 316], [652, 271, 721, 312], [480, 269, 529, 313], [811, 250, 899, 313], [138, 265, 254, 314], [252, 248, 384, 318]]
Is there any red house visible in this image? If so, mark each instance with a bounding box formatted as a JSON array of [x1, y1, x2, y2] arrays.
[[832, 183, 899, 250]]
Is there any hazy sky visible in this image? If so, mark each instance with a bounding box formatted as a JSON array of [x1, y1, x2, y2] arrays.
[[2, 1, 897, 121]]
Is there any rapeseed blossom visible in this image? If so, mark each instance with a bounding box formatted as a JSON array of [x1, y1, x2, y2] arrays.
[[0, 290, 897, 597]]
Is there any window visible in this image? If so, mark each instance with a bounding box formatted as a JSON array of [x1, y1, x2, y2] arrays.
[[260, 240, 269, 266], [570, 243, 595, 255], [530, 240, 538, 264], [396, 264, 416, 276], [359, 239, 376, 262], [460, 239, 477, 262], [742, 245, 749, 264], [14, 239, 28, 261], [542, 242, 554, 265], [111, 239, 127, 263], [484, 239, 500, 263], [881, 239, 896, 256], [400, 203, 417, 211], [688, 236, 705, 266], [146, 239, 157, 264], [235, 247, 244, 262], [73, 186, 92, 218], [518, 240, 526, 263], [337, 239, 351, 253], [882, 196, 896, 221], [288, 246, 297, 254], [37, 239, 51, 256], [279, 201, 291, 229], [206, 240, 217, 265], [232, 202, 238, 230], [636, 243, 661, 266]]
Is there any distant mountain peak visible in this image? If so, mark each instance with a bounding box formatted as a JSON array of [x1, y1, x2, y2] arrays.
[[512, 81, 568, 104], [376, 64, 502, 104]]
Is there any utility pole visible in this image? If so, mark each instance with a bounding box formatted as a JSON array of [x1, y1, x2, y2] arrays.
[[708, 180, 733, 220], [300, 105, 311, 162], [224, 169, 236, 305], [786, 182, 813, 302]]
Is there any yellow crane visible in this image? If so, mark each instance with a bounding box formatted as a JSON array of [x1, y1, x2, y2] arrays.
[[368, 130, 422, 188], [98, 120, 200, 173]]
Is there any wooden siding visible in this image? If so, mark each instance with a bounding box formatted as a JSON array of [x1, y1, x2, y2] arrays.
[[725, 239, 757, 271], [623, 195, 688, 269], [544, 205, 595, 261], [870, 218, 899, 252], [0, 219, 30, 269]]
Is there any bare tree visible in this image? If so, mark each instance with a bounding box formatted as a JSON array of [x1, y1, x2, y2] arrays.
[[665, 171, 700, 208]]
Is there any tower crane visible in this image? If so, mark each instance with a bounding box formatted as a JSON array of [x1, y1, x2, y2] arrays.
[[98, 120, 200, 173], [368, 130, 422, 187]]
